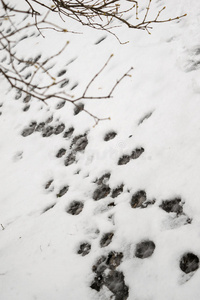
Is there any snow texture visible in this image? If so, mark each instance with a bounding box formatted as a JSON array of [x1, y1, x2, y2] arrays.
[[1, 0, 200, 299]]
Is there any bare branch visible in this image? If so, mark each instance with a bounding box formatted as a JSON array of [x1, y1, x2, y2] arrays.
[[0, 0, 187, 124]]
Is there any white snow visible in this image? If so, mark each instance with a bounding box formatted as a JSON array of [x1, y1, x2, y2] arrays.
[[1, 0, 200, 299]]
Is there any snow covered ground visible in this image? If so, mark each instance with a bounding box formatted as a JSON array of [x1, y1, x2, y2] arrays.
[[1, 0, 200, 299]]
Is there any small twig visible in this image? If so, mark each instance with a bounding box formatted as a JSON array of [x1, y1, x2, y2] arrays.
[[143, 0, 151, 23], [82, 54, 113, 97], [108, 67, 133, 97]]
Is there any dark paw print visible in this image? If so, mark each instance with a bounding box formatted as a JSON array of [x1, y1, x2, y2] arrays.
[[71, 82, 79, 90], [100, 232, 114, 248], [54, 123, 65, 135], [60, 79, 69, 88], [106, 251, 123, 270], [90, 275, 103, 292], [46, 116, 53, 124], [118, 148, 144, 165], [42, 126, 54, 137], [23, 105, 30, 112], [64, 152, 76, 166], [15, 90, 22, 100], [57, 69, 67, 77], [104, 131, 117, 141], [56, 186, 69, 198], [131, 148, 145, 159], [35, 122, 45, 132], [131, 190, 155, 209], [93, 173, 111, 200], [23, 95, 31, 103], [91, 251, 128, 299], [95, 173, 111, 185], [63, 127, 74, 138], [135, 240, 156, 259], [104, 271, 129, 300], [131, 190, 146, 208], [92, 252, 123, 274], [70, 134, 88, 152], [44, 179, 53, 190], [160, 198, 183, 215], [74, 103, 84, 115], [93, 185, 111, 201], [67, 201, 84, 215], [56, 148, 66, 158], [111, 184, 123, 198], [180, 253, 199, 274], [118, 155, 130, 166], [21, 121, 37, 137], [56, 101, 65, 109], [64, 134, 88, 167], [77, 242, 91, 256]]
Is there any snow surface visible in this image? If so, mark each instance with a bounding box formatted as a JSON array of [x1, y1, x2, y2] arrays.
[[1, 0, 200, 299]]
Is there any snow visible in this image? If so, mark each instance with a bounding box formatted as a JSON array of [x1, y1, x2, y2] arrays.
[[1, 0, 200, 299]]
